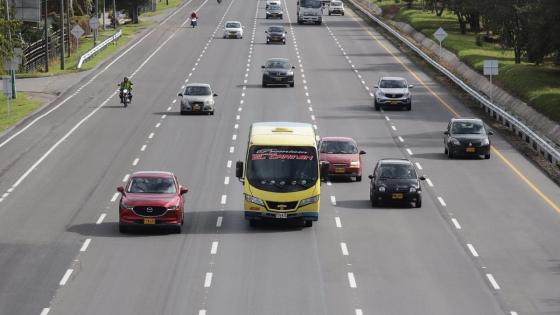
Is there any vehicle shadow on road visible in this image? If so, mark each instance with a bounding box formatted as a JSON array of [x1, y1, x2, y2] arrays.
[[336, 199, 417, 210], [152, 111, 182, 116]]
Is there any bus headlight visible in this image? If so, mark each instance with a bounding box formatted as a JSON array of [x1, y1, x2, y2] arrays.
[[245, 194, 265, 206], [299, 195, 320, 207]]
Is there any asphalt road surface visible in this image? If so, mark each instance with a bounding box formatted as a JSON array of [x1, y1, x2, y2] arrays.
[[0, 0, 559, 314]]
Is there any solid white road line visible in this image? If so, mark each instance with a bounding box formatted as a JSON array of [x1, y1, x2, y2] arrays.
[[204, 272, 213, 287], [221, 195, 227, 205], [466, 244, 479, 257], [216, 216, 223, 227], [330, 195, 336, 205], [415, 162, 423, 170], [426, 178, 434, 187], [355, 310, 363, 315], [335, 217, 342, 228], [437, 196, 446, 206], [224, 177, 230, 185], [40, 308, 50, 315], [340, 242, 349, 256], [59, 269, 73, 286], [486, 274, 501, 290], [451, 218, 462, 229], [211, 241, 219, 255], [96, 213, 106, 224], [347, 272, 357, 288], [80, 238, 92, 252]]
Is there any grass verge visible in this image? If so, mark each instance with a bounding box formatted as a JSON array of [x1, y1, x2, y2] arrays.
[[142, 0, 184, 17], [0, 93, 42, 132]]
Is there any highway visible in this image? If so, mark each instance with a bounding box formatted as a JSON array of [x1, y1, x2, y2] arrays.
[[0, 0, 559, 313]]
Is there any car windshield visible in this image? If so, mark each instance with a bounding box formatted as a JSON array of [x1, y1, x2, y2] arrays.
[[379, 80, 407, 88], [246, 146, 318, 192], [269, 4, 281, 10], [225, 22, 240, 28], [266, 60, 290, 69], [300, 0, 321, 8], [331, 1, 342, 6], [185, 86, 211, 96], [378, 164, 417, 180], [320, 141, 357, 154], [127, 177, 176, 194], [269, 26, 284, 32], [451, 121, 485, 134]]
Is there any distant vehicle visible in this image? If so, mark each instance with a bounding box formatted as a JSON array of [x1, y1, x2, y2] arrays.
[[297, 0, 322, 24], [236, 122, 328, 227], [223, 21, 243, 38], [319, 137, 365, 181], [261, 58, 295, 87], [265, 25, 287, 44], [328, 0, 344, 15], [117, 171, 188, 233], [178, 83, 217, 115], [368, 159, 425, 208], [266, 4, 283, 19], [444, 118, 493, 159], [373, 76, 414, 111], [266, 0, 280, 9]]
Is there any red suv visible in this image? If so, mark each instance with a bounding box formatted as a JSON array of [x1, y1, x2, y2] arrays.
[[319, 137, 366, 181], [117, 171, 188, 233]]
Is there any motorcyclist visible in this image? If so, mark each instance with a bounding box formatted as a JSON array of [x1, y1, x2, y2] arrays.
[[119, 77, 133, 103], [190, 11, 198, 27]]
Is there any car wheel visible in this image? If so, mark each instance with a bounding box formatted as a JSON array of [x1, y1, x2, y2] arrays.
[[262, 81, 267, 87], [266, 15, 269, 19], [119, 224, 128, 233], [342, 12, 344, 15], [328, 12, 331, 15], [484, 153, 491, 159], [374, 100, 380, 111], [406, 104, 411, 111], [415, 197, 422, 208], [444, 147, 448, 154], [356, 176, 362, 182], [172, 225, 182, 234], [304, 220, 313, 227], [266, 39, 269, 44], [447, 149, 454, 159], [370, 196, 377, 207], [282, 40, 286, 45], [290, 82, 294, 87], [249, 219, 257, 227], [180, 110, 185, 115]]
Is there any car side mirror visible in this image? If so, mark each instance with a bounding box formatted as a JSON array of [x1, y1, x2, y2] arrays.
[[291, 66, 295, 69], [320, 161, 330, 182], [213, 93, 218, 97], [368, 175, 374, 180], [408, 84, 414, 88], [487, 130, 494, 135], [265, 30, 268, 33], [261, 65, 265, 69], [359, 150, 366, 155], [443, 131, 449, 135], [180, 186, 189, 195], [235, 161, 244, 179], [419, 176, 426, 181], [178, 93, 183, 97], [374, 84, 379, 88], [117, 186, 125, 195]]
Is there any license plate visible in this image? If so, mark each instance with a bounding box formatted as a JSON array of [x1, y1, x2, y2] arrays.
[[276, 77, 282, 81], [275, 213, 287, 219], [466, 147, 476, 153], [392, 193, 403, 199], [335, 167, 345, 173], [144, 218, 156, 224], [391, 101, 399, 105]]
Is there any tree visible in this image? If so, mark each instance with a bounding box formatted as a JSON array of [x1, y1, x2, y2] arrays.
[[115, 0, 150, 23]]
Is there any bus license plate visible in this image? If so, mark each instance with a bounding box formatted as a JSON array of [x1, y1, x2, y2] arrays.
[[275, 213, 288, 219], [144, 218, 156, 224]]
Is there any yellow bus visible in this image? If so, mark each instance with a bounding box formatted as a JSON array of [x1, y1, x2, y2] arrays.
[[236, 122, 327, 227]]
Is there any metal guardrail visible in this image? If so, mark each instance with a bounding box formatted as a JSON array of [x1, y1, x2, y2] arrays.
[[347, 0, 560, 166], [77, 30, 122, 69]]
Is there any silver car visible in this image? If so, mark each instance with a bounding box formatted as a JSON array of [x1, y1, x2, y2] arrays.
[[223, 21, 243, 39], [373, 77, 414, 111], [178, 83, 217, 115]]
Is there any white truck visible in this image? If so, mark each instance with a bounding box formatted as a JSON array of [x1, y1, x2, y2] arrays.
[[297, 0, 323, 25]]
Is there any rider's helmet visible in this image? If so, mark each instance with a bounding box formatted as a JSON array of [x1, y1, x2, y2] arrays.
[[123, 76, 129, 82]]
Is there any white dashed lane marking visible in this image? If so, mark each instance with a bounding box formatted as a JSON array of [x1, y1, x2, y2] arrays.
[[80, 238, 92, 252], [40, 308, 50, 315], [330, 196, 336, 205], [132, 158, 139, 166], [451, 218, 462, 229], [211, 241, 219, 255], [486, 274, 500, 290], [340, 242, 349, 256], [437, 197, 446, 207], [415, 162, 423, 170], [335, 217, 342, 228], [216, 216, 223, 227], [111, 192, 119, 202], [204, 272, 213, 287], [141, 144, 147, 151], [355, 310, 363, 315], [398, 136, 404, 142], [406, 148, 413, 155], [227, 160, 232, 168], [347, 272, 357, 288], [426, 178, 434, 187], [467, 244, 479, 257], [224, 176, 230, 185], [123, 174, 130, 182], [221, 195, 227, 205], [96, 213, 106, 224], [59, 269, 74, 286]]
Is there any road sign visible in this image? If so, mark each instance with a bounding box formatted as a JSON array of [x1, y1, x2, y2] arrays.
[[483, 60, 499, 75], [89, 17, 99, 30], [433, 27, 448, 42], [2, 76, 12, 97], [71, 24, 85, 39]]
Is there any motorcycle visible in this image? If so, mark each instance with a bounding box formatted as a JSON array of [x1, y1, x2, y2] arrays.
[[191, 17, 197, 28], [120, 89, 132, 107], [217, 0, 222, 4]]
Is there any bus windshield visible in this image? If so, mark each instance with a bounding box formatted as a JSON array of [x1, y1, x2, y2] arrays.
[[300, 0, 321, 8], [247, 146, 318, 192]]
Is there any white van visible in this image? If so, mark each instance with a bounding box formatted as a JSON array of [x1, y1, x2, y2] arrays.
[[266, 0, 281, 9], [328, 0, 344, 15]]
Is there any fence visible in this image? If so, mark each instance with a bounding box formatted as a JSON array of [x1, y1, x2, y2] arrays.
[[23, 31, 69, 73]]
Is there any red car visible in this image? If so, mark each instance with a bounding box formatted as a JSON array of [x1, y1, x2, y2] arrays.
[[117, 171, 188, 233], [319, 137, 366, 181]]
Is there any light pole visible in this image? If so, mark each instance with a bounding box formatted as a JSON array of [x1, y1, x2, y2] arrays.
[[59, 0, 65, 69], [44, 0, 49, 72], [4, 0, 16, 99]]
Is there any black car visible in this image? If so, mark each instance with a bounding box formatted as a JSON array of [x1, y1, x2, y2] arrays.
[[266, 4, 283, 19], [262, 58, 295, 87], [368, 159, 425, 208], [266, 25, 286, 44], [444, 118, 493, 159]]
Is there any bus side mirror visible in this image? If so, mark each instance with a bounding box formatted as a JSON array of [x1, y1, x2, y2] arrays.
[[320, 161, 330, 182], [236, 161, 244, 179]]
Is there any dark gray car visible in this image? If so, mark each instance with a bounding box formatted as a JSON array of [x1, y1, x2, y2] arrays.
[[261, 58, 295, 87], [368, 159, 425, 208], [266, 4, 283, 19], [266, 25, 286, 44]]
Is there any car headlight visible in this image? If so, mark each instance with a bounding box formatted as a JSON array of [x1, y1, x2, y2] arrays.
[[266, 11, 270, 14], [167, 200, 180, 211], [120, 200, 134, 210], [287, 71, 294, 76], [204, 100, 213, 105], [299, 195, 320, 207], [350, 161, 360, 167], [245, 194, 265, 206], [481, 138, 490, 145], [409, 187, 417, 193], [449, 137, 460, 145], [378, 186, 386, 192], [405, 92, 411, 98]]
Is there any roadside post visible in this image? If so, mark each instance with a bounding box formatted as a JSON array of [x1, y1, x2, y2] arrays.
[[483, 60, 499, 103], [3, 76, 13, 116], [433, 27, 447, 60], [90, 16, 99, 46], [71, 24, 85, 56]]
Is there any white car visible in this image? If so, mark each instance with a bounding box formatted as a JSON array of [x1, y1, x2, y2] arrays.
[[266, 0, 280, 9], [373, 77, 414, 111], [328, 0, 344, 15], [223, 21, 243, 39], [178, 83, 217, 115]]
